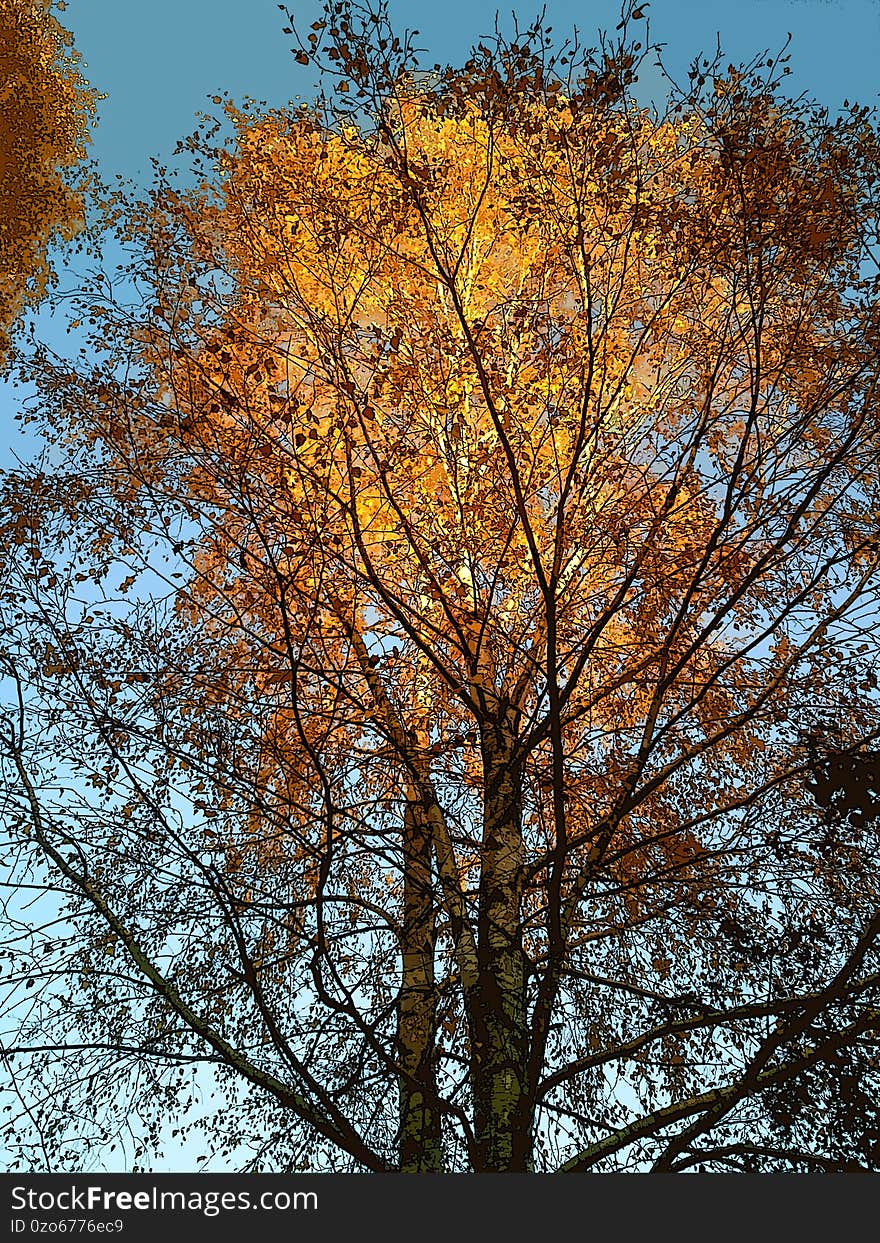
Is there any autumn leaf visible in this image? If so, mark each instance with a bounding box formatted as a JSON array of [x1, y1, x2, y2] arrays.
[[0, 0, 97, 364]]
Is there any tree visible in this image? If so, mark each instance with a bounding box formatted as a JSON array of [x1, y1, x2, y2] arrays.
[[2, 0, 880, 1173], [0, 0, 95, 365]]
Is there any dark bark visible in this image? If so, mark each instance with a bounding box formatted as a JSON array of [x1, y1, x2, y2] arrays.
[[470, 706, 532, 1171], [398, 788, 442, 1171]]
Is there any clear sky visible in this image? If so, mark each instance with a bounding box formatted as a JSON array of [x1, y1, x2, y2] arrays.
[[64, 0, 880, 183]]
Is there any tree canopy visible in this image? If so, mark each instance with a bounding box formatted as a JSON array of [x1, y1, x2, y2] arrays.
[[2, 0, 880, 1173], [0, 0, 95, 364]]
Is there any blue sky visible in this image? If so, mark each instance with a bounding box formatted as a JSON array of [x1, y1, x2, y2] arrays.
[[64, 0, 880, 183]]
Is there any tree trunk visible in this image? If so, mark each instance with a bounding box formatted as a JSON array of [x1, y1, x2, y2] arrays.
[[397, 789, 442, 1171], [471, 711, 532, 1171]]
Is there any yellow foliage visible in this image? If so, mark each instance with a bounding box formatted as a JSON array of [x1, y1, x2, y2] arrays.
[[0, 0, 96, 362], [59, 44, 880, 918]]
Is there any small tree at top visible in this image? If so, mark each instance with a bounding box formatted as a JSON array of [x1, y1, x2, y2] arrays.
[[0, 0, 95, 364]]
